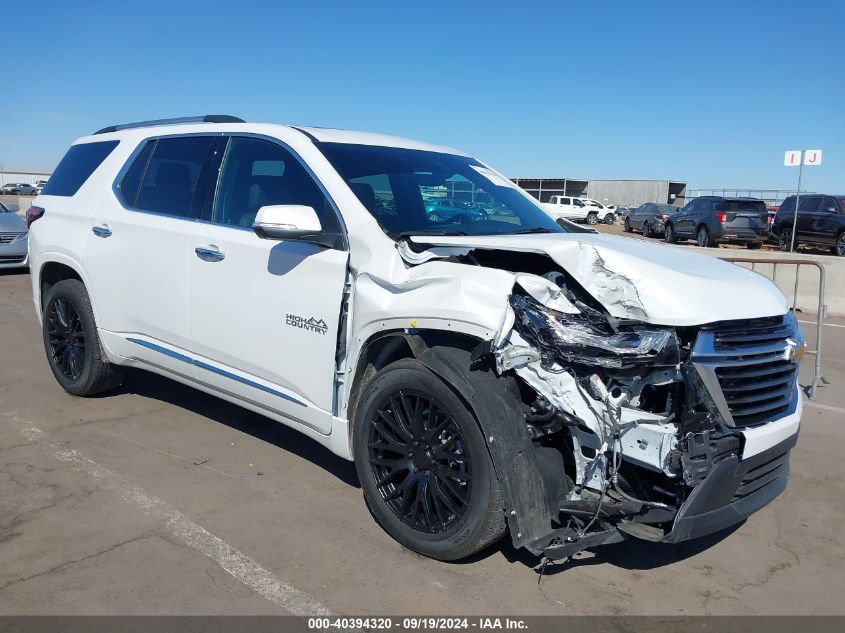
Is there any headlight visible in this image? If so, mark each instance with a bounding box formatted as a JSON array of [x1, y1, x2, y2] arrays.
[[510, 294, 679, 369]]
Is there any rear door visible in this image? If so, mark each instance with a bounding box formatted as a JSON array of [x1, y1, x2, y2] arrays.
[[187, 135, 349, 434], [795, 196, 822, 241], [84, 135, 216, 376], [806, 196, 837, 243]]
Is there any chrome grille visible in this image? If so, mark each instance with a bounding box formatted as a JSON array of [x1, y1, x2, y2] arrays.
[[691, 312, 802, 428], [0, 232, 25, 244]]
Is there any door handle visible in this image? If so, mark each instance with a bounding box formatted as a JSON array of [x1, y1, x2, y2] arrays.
[[194, 246, 225, 262], [91, 225, 112, 238]]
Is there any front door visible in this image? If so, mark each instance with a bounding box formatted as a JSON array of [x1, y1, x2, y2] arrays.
[[187, 135, 348, 433]]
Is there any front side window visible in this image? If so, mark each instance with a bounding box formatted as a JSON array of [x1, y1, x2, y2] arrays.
[[213, 137, 339, 235], [316, 143, 565, 236], [820, 197, 838, 213], [42, 140, 119, 197], [126, 137, 214, 218]]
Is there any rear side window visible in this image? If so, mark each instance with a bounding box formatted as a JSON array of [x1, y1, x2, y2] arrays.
[[118, 141, 154, 208], [134, 137, 214, 218], [41, 140, 119, 196]]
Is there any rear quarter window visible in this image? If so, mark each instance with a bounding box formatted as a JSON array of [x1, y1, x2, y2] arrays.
[[41, 140, 119, 197]]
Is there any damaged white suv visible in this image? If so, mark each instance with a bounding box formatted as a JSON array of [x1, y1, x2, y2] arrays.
[[29, 116, 805, 562]]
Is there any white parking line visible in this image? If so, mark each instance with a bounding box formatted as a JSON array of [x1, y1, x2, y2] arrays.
[[2, 410, 332, 616], [798, 319, 845, 329]]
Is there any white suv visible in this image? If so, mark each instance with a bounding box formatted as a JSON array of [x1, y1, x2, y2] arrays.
[[29, 115, 804, 563]]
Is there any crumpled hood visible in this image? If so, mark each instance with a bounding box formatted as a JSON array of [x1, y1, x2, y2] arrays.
[[408, 232, 788, 326]]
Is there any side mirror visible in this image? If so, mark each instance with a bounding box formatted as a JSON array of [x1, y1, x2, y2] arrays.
[[253, 205, 334, 247]]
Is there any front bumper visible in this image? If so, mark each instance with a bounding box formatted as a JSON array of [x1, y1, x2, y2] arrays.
[[662, 432, 796, 543], [0, 236, 28, 268]]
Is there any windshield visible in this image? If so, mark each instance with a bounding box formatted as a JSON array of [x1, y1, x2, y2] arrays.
[[316, 143, 565, 236]]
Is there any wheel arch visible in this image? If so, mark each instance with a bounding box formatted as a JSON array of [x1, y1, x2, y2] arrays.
[[347, 330, 560, 553], [37, 258, 87, 318]]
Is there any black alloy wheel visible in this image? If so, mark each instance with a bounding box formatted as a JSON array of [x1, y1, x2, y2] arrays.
[[41, 279, 123, 396], [836, 232, 845, 257], [778, 228, 793, 252], [46, 297, 85, 381], [368, 390, 471, 534]]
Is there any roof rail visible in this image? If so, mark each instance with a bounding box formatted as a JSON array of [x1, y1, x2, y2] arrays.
[[94, 115, 245, 135]]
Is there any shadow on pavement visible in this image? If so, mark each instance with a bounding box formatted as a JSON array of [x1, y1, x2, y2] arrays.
[[117, 367, 361, 489]]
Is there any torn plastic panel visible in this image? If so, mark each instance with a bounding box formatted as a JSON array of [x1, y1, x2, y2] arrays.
[[510, 293, 679, 370], [367, 235, 795, 561]]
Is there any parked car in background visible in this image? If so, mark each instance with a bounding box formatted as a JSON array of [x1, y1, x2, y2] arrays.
[[770, 194, 845, 256], [0, 183, 37, 195], [424, 198, 487, 223], [0, 201, 29, 268], [542, 195, 608, 225], [35, 180, 48, 195], [578, 198, 617, 224], [623, 203, 678, 238], [664, 196, 769, 248]]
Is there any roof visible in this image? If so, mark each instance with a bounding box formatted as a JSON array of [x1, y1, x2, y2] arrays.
[[78, 117, 467, 156]]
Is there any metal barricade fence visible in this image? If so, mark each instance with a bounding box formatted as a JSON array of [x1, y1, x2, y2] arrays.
[[718, 256, 826, 399]]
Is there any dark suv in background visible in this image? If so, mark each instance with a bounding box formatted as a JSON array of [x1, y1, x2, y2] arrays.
[[770, 194, 845, 256], [664, 196, 769, 248]]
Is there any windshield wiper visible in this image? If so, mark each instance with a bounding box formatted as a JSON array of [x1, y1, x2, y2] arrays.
[[509, 227, 556, 234], [395, 230, 469, 238]]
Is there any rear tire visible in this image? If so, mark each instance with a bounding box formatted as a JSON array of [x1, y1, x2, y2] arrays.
[[586, 213, 598, 225], [697, 225, 714, 248], [353, 358, 505, 561], [42, 279, 123, 396], [623, 217, 632, 233]]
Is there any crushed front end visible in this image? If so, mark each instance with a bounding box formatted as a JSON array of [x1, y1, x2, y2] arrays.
[[492, 274, 805, 560]]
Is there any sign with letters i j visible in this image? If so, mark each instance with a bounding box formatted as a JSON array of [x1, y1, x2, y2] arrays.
[[784, 149, 823, 166]]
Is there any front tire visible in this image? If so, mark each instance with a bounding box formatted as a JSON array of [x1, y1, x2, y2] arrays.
[[642, 222, 652, 238], [353, 358, 505, 561], [623, 217, 632, 232], [604, 214, 615, 225], [664, 222, 676, 243], [834, 231, 845, 257], [42, 279, 123, 396], [778, 228, 793, 252]]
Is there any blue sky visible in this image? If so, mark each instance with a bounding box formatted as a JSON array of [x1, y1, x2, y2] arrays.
[[1, 0, 842, 191]]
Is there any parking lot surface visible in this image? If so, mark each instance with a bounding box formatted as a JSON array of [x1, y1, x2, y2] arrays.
[[1, 269, 844, 615]]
